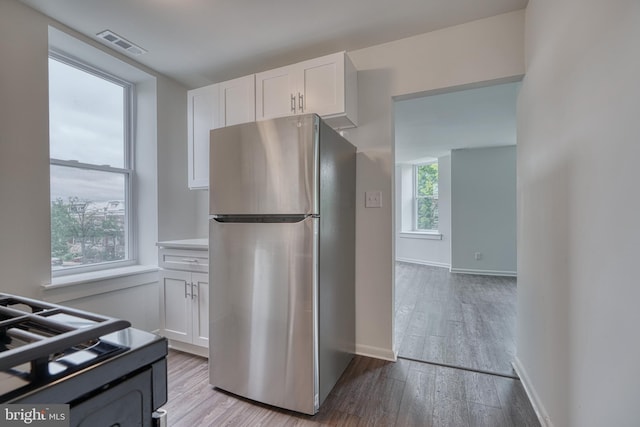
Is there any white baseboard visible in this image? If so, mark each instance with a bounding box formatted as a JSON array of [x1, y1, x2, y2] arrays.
[[512, 357, 553, 427], [396, 257, 450, 269], [355, 343, 397, 361], [449, 267, 517, 277], [167, 340, 209, 358]]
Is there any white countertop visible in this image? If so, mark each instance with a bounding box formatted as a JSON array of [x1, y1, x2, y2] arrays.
[[156, 238, 208, 250]]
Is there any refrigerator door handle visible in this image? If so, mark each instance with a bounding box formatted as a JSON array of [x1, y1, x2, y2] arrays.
[[212, 214, 313, 223]]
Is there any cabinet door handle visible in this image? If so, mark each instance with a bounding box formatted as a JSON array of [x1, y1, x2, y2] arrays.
[[298, 93, 304, 112], [191, 283, 198, 300], [184, 282, 191, 298], [291, 94, 296, 112]]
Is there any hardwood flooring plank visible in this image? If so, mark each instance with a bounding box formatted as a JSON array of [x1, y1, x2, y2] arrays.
[[434, 366, 466, 402], [467, 402, 510, 427], [379, 357, 412, 382], [422, 335, 446, 362], [405, 310, 428, 337], [165, 350, 539, 427], [337, 358, 384, 418], [400, 334, 426, 360], [493, 376, 540, 427], [432, 398, 470, 427], [395, 262, 517, 375], [359, 375, 405, 426], [396, 367, 435, 427], [462, 371, 501, 408]]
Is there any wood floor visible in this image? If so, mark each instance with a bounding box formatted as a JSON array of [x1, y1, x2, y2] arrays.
[[395, 262, 517, 376], [165, 350, 539, 426]]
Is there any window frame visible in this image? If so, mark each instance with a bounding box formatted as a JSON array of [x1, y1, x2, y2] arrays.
[[49, 51, 137, 277], [413, 161, 439, 232]]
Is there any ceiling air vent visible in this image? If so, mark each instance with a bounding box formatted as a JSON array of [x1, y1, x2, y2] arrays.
[[96, 30, 147, 56]]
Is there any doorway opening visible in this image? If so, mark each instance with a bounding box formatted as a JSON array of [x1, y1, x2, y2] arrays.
[[393, 80, 520, 377]]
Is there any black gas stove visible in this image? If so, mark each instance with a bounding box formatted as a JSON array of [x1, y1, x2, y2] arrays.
[[0, 293, 168, 426]]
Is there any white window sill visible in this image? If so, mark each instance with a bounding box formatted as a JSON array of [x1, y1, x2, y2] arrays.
[[46, 265, 159, 289], [42, 265, 159, 304], [399, 231, 443, 240]]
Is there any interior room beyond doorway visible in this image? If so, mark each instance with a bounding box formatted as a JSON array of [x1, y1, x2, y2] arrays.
[[393, 81, 519, 376]]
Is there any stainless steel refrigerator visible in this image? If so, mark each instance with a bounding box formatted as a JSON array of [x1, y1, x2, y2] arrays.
[[208, 113, 356, 415]]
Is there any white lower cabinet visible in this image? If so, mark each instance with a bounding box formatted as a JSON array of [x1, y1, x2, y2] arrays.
[[159, 246, 209, 356]]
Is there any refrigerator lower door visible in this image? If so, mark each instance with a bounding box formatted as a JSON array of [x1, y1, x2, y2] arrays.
[[209, 216, 319, 415]]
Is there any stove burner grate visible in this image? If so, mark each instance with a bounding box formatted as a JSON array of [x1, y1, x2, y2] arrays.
[[0, 293, 131, 380]]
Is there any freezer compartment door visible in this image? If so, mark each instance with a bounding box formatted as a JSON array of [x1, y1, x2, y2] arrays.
[[209, 216, 318, 414], [209, 114, 319, 216]]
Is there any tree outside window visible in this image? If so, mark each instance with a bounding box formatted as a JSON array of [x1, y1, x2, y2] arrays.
[[414, 162, 439, 231]]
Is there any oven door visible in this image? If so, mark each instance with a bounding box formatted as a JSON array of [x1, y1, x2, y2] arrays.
[[71, 368, 153, 427]]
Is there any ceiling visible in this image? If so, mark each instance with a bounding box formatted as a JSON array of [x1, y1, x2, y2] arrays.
[[20, 0, 527, 89], [394, 81, 520, 163]]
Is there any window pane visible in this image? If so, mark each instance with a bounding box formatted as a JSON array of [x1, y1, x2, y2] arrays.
[[417, 197, 439, 230], [50, 165, 127, 270], [48, 58, 125, 167], [416, 163, 438, 197]]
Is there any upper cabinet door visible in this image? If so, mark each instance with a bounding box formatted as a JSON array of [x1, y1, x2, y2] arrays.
[[297, 52, 345, 118], [188, 84, 219, 190], [255, 52, 357, 128], [255, 64, 297, 121], [219, 75, 255, 127]]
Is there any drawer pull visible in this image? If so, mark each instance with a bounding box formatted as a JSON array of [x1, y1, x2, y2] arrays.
[[181, 258, 199, 263]]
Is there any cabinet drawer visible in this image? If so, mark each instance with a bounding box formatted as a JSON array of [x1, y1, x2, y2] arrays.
[[159, 248, 208, 273]]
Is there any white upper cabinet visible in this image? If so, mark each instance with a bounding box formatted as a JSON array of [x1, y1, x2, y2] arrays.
[[187, 75, 255, 190], [187, 52, 357, 190], [219, 74, 255, 127], [255, 64, 297, 120], [187, 83, 219, 190], [256, 52, 357, 129]]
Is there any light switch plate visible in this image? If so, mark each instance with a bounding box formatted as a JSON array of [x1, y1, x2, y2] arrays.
[[365, 191, 382, 208]]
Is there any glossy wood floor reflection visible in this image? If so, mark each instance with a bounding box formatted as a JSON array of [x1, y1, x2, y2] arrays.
[[395, 262, 517, 376], [165, 350, 539, 426]]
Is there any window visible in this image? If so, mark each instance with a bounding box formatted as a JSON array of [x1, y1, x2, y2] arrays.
[[414, 162, 439, 231], [49, 53, 135, 274]]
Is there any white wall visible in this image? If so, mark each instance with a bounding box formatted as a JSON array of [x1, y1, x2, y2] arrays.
[[396, 155, 451, 268], [517, 1, 640, 426], [157, 75, 205, 241], [0, 0, 52, 298], [347, 10, 525, 359], [0, 1, 195, 330], [450, 146, 516, 275]]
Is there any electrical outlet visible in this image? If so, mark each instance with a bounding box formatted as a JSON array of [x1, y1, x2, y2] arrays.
[[474, 252, 482, 261], [365, 191, 382, 208]]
